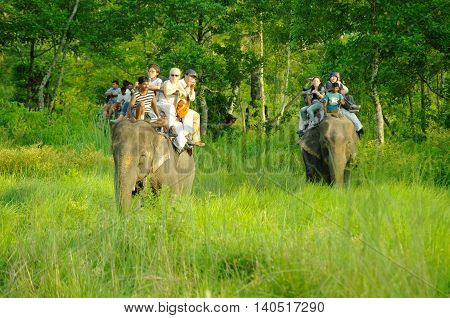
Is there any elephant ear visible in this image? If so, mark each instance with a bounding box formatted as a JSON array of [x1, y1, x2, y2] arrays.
[[299, 127, 321, 159], [152, 135, 171, 172]]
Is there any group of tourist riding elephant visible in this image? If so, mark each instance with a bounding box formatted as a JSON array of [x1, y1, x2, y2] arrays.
[[112, 120, 195, 211], [111, 115, 357, 211], [111, 71, 359, 211]]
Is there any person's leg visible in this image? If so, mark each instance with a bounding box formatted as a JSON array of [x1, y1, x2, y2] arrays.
[[299, 110, 305, 131], [121, 102, 129, 117], [173, 121, 187, 150], [165, 103, 177, 128], [192, 110, 202, 143], [300, 106, 309, 121], [307, 102, 322, 125], [112, 101, 129, 122], [136, 101, 145, 120], [299, 106, 309, 131], [352, 114, 363, 131], [305, 102, 321, 127], [342, 109, 363, 131], [318, 109, 324, 122], [182, 109, 194, 136]]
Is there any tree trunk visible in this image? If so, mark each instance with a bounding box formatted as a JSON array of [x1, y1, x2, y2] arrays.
[[250, 68, 260, 126], [371, 48, 384, 144], [229, 83, 240, 114], [436, 74, 440, 111], [197, 15, 204, 44], [198, 86, 208, 135], [277, 10, 292, 126], [241, 105, 247, 133], [370, 0, 384, 144], [258, 17, 266, 127], [26, 39, 36, 111], [38, 0, 79, 110], [143, 29, 149, 59], [420, 80, 427, 134], [249, 18, 266, 130], [49, 47, 68, 114], [408, 92, 414, 126]]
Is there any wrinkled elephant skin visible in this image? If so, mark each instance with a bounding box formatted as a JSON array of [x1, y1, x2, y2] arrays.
[[299, 115, 357, 186], [111, 120, 195, 211]]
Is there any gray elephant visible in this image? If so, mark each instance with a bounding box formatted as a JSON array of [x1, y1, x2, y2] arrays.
[[299, 114, 357, 186], [111, 120, 195, 211]]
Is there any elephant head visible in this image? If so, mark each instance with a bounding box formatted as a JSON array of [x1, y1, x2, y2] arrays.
[[300, 115, 357, 186], [111, 120, 194, 212], [319, 116, 357, 186]]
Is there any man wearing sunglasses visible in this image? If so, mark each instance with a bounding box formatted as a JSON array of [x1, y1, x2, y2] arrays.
[[180, 69, 205, 147]]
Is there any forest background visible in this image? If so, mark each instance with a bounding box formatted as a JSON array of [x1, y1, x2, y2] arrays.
[[0, 0, 448, 297]]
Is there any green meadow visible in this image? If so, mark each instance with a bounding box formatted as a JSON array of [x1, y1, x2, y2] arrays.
[[1, 0, 448, 300], [0, 119, 448, 297]]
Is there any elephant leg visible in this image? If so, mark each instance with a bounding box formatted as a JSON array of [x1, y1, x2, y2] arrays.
[[150, 177, 161, 196], [132, 178, 147, 195], [303, 151, 321, 183], [344, 168, 351, 185]]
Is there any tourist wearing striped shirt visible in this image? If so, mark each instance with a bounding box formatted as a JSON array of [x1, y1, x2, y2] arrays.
[[128, 76, 161, 120]]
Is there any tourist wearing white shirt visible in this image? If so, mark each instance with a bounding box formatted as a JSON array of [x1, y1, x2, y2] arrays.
[[180, 69, 204, 147]]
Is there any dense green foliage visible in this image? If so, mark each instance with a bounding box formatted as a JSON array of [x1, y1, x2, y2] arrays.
[[0, 0, 448, 298], [0, 0, 448, 135]]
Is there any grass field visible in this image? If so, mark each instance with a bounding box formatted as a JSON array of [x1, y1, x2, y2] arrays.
[[0, 122, 448, 297]]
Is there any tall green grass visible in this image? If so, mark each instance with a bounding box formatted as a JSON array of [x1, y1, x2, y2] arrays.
[[0, 111, 448, 297]]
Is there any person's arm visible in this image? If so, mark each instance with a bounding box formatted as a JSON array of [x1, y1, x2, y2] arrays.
[[185, 78, 196, 101], [348, 95, 355, 106], [341, 83, 349, 94], [339, 94, 345, 106], [105, 88, 112, 96], [177, 82, 187, 98], [124, 89, 131, 103], [151, 96, 160, 118], [148, 78, 162, 91], [188, 85, 196, 101], [148, 84, 160, 91], [317, 87, 325, 99], [313, 88, 324, 100], [164, 81, 179, 97], [322, 94, 328, 115], [127, 94, 136, 117]]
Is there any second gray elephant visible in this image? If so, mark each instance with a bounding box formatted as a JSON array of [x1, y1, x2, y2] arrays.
[[299, 115, 357, 186]]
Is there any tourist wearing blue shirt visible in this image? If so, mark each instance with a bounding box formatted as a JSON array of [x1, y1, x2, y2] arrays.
[[322, 82, 344, 114]]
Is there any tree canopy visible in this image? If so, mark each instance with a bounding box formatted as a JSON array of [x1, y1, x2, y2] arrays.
[[0, 0, 448, 141]]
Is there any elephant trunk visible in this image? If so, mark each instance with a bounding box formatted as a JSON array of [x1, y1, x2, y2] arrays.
[[114, 152, 137, 212], [328, 147, 347, 187]]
